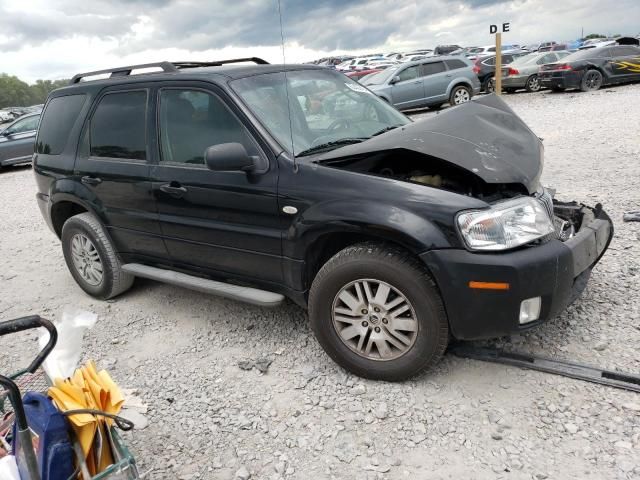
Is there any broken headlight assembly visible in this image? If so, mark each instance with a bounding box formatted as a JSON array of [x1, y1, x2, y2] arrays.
[[457, 197, 555, 251]]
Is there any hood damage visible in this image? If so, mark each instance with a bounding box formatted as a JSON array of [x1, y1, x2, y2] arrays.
[[315, 95, 544, 197]]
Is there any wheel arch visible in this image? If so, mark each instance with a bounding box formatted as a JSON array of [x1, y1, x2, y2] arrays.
[[446, 79, 473, 97]]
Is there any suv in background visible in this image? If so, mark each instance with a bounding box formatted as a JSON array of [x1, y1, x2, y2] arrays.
[[34, 58, 612, 381], [363, 56, 480, 110], [0, 112, 41, 168]]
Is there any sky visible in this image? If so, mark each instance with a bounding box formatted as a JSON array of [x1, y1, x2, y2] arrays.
[[1, 0, 639, 83]]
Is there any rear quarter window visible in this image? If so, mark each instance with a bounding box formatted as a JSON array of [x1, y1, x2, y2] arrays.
[[36, 94, 87, 155]]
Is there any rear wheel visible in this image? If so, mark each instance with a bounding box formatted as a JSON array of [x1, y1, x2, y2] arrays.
[[525, 74, 541, 92], [449, 85, 471, 106], [580, 69, 603, 92], [61, 213, 134, 299], [309, 243, 449, 381], [482, 76, 495, 93]]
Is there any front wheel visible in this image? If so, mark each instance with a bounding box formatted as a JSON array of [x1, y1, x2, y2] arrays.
[[308, 244, 449, 381], [61, 213, 134, 300], [581, 69, 603, 92], [449, 85, 472, 106]]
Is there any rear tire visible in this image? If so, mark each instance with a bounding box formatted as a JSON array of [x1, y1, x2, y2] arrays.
[[308, 243, 449, 381], [525, 74, 541, 92], [61, 213, 134, 300], [482, 76, 495, 93], [449, 85, 472, 106], [580, 69, 603, 92]]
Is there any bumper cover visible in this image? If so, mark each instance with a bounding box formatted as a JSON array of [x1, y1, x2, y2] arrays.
[[421, 204, 613, 340], [539, 71, 583, 89]]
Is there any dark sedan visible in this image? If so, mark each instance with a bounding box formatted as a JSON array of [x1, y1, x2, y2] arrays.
[[539, 45, 640, 92], [0, 112, 40, 167]]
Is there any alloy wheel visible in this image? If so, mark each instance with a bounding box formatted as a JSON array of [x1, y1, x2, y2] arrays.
[[331, 279, 419, 361], [527, 75, 540, 92], [453, 88, 471, 104], [584, 71, 602, 90], [70, 233, 103, 286]]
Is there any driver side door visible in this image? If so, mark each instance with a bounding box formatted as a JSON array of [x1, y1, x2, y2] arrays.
[[390, 65, 425, 109], [150, 83, 282, 284]]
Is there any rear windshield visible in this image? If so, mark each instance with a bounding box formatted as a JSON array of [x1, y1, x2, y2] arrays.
[[36, 94, 87, 155]]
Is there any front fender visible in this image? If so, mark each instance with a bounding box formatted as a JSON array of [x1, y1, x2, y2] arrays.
[[285, 198, 453, 260]]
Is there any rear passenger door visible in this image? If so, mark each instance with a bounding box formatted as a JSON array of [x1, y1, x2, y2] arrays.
[[150, 83, 282, 284], [608, 46, 640, 81], [74, 86, 167, 260], [421, 61, 449, 102]]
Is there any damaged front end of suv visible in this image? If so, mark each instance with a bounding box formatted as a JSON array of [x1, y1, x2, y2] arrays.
[[288, 93, 613, 341]]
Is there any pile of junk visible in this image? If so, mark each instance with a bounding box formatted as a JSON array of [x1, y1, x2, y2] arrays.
[[0, 313, 139, 480]]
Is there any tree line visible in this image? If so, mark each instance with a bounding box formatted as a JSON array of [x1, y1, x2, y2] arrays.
[[0, 74, 69, 109]]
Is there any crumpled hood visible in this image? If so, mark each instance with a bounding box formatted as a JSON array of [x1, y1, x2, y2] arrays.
[[316, 94, 543, 194]]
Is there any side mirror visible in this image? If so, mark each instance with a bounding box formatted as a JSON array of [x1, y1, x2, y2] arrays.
[[204, 142, 256, 172], [390, 76, 401, 84]]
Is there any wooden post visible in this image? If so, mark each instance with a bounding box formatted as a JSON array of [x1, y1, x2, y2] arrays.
[[495, 32, 502, 95]]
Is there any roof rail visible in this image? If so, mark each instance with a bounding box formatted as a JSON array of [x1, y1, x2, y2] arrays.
[[70, 61, 178, 84], [172, 57, 270, 69], [69, 58, 270, 84]]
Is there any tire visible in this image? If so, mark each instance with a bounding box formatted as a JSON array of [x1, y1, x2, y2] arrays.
[[308, 243, 449, 381], [580, 69, 603, 92], [525, 74, 541, 92], [482, 75, 495, 93], [449, 85, 472, 106], [61, 212, 134, 300]]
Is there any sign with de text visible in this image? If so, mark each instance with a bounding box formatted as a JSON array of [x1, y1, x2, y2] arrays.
[[489, 23, 510, 34]]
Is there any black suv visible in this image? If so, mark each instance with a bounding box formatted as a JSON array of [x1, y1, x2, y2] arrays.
[[34, 58, 612, 381]]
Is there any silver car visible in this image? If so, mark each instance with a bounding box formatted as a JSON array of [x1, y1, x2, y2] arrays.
[[501, 51, 570, 92], [363, 56, 481, 110], [0, 113, 40, 168]]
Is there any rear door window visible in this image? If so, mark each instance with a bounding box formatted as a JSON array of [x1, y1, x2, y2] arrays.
[[90, 91, 147, 160], [36, 94, 87, 155], [422, 62, 447, 75], [444, 59, 467, 70]]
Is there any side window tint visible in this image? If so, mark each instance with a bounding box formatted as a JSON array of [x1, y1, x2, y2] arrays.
[[37, 94, 86, 155], [484, 57, 496, 66], [397, 66, 420, 82], [422, 62, 447, 75], [90, 91, 147, 160], [159, 89, 259, 166], [444, 59, 467, 70]]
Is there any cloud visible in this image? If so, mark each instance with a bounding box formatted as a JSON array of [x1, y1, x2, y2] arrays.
[[1, 0, 639, 82]]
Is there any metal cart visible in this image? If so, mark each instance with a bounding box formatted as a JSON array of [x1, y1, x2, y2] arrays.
[[0, 316, 139, 480]]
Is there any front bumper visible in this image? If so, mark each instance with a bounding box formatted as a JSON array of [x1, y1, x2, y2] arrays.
[[421, 203, 613, 340], [538, 70, 583, 90]]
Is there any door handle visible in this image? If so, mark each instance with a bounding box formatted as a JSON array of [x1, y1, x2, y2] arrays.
[[159, 183, 188, 198], [81, 176, 102, 185]]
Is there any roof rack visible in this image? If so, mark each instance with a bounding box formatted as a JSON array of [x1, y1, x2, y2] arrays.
[[69, 58, 270, 84]]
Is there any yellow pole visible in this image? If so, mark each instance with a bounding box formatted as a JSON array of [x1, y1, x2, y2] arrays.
[[495, 32, 502, 95]]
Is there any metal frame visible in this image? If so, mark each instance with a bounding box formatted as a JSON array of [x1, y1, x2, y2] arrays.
[[69, 58, 270, 84]]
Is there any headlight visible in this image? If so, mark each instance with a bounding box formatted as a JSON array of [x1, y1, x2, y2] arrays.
[[457, 197, 555, 251]]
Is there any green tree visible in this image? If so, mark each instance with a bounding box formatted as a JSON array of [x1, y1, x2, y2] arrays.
[[584, 33, 605, 40], [0, 74, 69, 108]]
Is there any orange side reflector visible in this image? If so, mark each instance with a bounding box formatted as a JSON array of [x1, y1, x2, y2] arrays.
[[469, 281, 510, 290]]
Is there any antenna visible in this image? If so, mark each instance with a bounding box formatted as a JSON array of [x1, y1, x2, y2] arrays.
[[277, 0, 298, 173]]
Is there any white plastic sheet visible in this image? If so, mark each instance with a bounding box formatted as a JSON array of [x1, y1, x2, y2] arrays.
[[0, 455, 20, 480], [38, 308, 97, 380]]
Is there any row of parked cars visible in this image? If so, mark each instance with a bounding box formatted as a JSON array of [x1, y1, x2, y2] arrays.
[[0, 106, 42, 168], [332, 41, 640, 112]]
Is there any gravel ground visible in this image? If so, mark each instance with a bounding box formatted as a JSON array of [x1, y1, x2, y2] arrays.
[[1, 84, 639, 480]]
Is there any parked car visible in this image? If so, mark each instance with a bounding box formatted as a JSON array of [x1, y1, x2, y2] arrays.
[[0, 112, 40, 168], [578, 40, 616, 50], [539, 45, 640, 92], [501, 51, 571, 92], [537, 41, 557, 51], [33, 59, 612, 381], [472, 52, 526, 92], [538, 43, 568, 52], [434, 45, 462, 55], [345, 68, 383, 81], [364, 56, 480, 110]]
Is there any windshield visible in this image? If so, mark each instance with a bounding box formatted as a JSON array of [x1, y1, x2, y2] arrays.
[[231, 69, 409, 156]]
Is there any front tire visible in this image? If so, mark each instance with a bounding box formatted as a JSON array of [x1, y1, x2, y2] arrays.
[[61, 213, 134, 300], [309, 243, 449, 381], [580, 69, 603, 92]]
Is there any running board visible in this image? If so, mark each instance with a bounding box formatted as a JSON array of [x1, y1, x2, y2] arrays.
[[450, 344, 640, 394], [121, 263, 284, 307]]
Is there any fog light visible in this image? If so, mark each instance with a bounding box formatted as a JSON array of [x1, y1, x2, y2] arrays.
[[519, 297, 541, 324]]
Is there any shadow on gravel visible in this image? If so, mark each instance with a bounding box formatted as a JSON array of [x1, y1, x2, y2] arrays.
[[0, 164, 32, 174]]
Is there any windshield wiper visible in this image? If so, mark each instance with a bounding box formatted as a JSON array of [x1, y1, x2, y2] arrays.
[[297, 138, 367, 157], [370, 125, 403, 137]]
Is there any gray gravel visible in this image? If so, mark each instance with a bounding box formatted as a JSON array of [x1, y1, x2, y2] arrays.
[[1, 84, 640, 479]]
